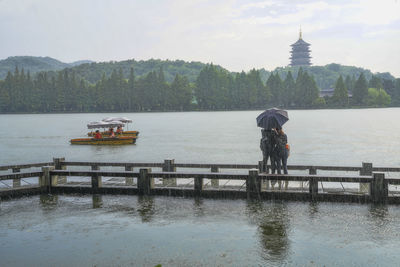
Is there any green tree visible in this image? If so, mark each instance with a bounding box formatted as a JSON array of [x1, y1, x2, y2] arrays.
[[282, 71, 295, 107], [294, 68, 320, 107], [352, 73, 368, 105], [169, 74, 192, 110], [366, 88, 391, 107], [267, 73, 283, 106], [368, 75, 383, 89], [332, 75, 348, 106]]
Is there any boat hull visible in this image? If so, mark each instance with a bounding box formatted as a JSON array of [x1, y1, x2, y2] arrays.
[[70, 137, 136, 145], [87, 131, 139, 137]]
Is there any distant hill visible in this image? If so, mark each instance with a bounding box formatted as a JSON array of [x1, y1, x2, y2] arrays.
[[260, 63, 396, 90], [69, 60, 94, 67], [68, 58, 216, 83], [0, 56, 396, 90], [0, 56, 93, 79]]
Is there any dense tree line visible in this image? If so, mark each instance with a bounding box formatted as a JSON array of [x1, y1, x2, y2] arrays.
[[326, 73, 400, 107], [3, 56, 397, 91], [1, 65, 400, 113]]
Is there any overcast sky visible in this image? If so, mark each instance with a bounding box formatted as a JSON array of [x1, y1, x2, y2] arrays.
[[1, 0, 399, 76]]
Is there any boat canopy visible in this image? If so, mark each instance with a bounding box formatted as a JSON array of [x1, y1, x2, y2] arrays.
[[87, 121, 125, 129], [102, 117, 132, 123]]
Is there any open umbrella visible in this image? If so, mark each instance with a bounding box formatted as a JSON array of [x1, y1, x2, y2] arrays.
[[256, 108, 289, 129]]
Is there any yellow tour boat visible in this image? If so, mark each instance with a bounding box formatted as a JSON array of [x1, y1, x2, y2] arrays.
[[70, 136, 136, 145], [87, 117, 139, 137], [70, 119, 138, 145]]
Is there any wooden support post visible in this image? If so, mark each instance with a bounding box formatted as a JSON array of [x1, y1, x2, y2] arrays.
[[360, 162, 372, 193], [12, 167, 21, 188], [194, 177, 203, 195], [125, 166, 134, 186], [53, 157, 66, 184], [162, 159, 176, 186], [259, 161, 269, 190], [138, 168, 153, 195], [91, 165, 102, 190], [370, 172, 388, 204], [309, 167, 318, 201], [246, 169, 260, 198], [211, 166, 219, 187], [91, 175, 102, 191], [309, 167, 317, 175], [40, 166, 54, 193]]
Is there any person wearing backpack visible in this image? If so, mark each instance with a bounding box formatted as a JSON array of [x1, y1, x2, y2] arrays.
[[276, 127, 288, 175]]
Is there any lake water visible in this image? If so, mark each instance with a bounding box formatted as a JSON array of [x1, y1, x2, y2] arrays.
[[1, 108, 400, 166], [1, 108, 400, 266]]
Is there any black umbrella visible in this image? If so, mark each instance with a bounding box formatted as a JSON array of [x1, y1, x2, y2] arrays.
[[256, 108, 289, 129]]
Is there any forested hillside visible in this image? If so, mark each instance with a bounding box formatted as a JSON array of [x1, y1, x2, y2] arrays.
[[260, 63, 395, 90], [69, 59, 212, 83], [1, 63, 399, 113], [0, 56, 71, 79], [1, 56, 399, 113], [2, 56, 396, 90]]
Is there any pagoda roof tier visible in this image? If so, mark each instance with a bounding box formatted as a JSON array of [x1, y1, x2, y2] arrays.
[[291, 38, 311, 46], [290, 51, 312, 57], [290, 48, 311, 53], [290, 61, 312, 66], [290, 56, 312, 60]]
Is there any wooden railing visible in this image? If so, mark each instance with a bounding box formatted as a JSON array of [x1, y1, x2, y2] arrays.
[[1, 158, 400, 204]]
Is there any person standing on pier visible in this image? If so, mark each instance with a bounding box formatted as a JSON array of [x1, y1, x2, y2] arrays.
[[276, 128, 288, 175], [260, 129, 275, 173], [276, 127, 289, 190]]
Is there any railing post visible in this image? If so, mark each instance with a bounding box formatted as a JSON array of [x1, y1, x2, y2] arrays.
[[12, 167, 21, 188], [360, 162, 372, 193], [258, 161, 269, 190], [91, 174, 102, 192], [125, 165, 134, 186], [309, 167, 318, 201], [40, 166, 54, 193], [91, 165, 102, 191], [370, 172, 388, 204], [194, 176, 203, 195], [211, 166, 219, 187], [138, 168, 153, 195], [247, 169, 260, 198], [53, 157, 66, 184], [162, 159, 176, 186]]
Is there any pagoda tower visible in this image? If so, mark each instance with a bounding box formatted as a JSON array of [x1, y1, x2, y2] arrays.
[[289, 29, 312, 66]]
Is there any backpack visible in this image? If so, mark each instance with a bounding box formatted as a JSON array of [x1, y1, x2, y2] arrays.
[[285, 143, 290, 157]]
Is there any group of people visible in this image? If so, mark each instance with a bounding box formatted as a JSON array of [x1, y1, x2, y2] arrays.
[[260, 127, 289, 188], [93, 126, 123, 139]]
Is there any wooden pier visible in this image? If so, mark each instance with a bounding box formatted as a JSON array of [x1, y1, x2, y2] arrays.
[[1, 158, 400, 204]]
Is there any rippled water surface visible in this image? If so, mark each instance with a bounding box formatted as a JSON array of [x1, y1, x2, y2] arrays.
[[1, 108, 400, 166], [1, 195, 400, 266], [1, 109, 400, 266]]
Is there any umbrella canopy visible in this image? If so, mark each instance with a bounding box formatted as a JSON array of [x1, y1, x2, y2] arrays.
[[256, 108, 289, 129], [87, 121, 125, 129], [102, 117, 132, 123]]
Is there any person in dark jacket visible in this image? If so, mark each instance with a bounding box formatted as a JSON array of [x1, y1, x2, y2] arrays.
[[276, 128, 288, 175], [276, 127, 289, 190], [260, 129, 275, 173]]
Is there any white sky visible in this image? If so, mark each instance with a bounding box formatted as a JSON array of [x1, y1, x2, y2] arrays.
[[1, 0, 399, 77]]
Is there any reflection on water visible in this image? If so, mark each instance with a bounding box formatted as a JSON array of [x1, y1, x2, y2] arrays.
[[40, 194, 58, 207], [92, 194, 103, 209], [137, 195, 155, 222], [193, 197, 205, 217], [2, 195, 400, 266], [246, 200, 289, 263]]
